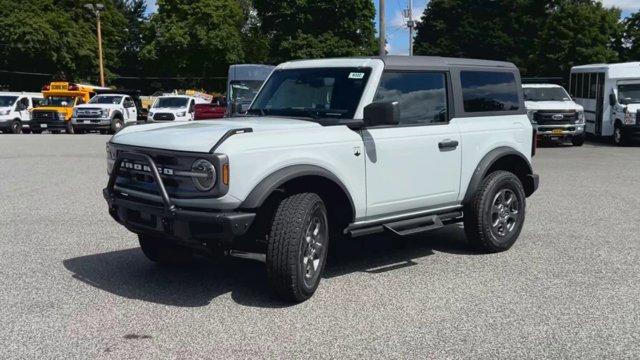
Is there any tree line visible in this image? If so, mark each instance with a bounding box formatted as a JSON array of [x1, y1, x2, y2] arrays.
[[0, 0, 638, 92]]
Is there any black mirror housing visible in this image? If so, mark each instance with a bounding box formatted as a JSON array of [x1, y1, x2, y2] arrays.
[[363, 101, 400, 127], [609, 93, 616, 106]]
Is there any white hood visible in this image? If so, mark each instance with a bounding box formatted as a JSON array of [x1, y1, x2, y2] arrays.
[[151, 107, 187, 113], [111, 117, 321, 153], [525, 101, 583, 111]]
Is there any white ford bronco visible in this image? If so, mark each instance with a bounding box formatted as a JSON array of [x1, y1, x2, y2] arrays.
[[104, 56, 539, 302]]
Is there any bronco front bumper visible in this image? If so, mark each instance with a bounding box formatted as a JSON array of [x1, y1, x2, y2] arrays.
[[103, 151, 255, 247]]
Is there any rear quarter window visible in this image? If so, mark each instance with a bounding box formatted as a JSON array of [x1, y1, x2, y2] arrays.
[[460, 71, 520, 113]]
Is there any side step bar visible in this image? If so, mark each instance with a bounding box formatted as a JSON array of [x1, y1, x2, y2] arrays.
[[348, 211, 463, 238]]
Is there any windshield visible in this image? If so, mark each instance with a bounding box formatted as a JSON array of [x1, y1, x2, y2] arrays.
[[0, 96, 18, 107], [249, 67, 372, 120], [229, 80, 265, 104], [153, 97, 188, 108], [89, 95, 123, 104], [523, 87, 571, 101], [618, 83, 640, 104], [43, 96, 75, 107]]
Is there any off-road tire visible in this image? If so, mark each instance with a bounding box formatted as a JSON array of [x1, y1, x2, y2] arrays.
[[266, 192, 329, 302], [463, 170, 526, 253], [111, 117, 124, 134], [571, 135, 585, 146], [138, 235, 193, 265]]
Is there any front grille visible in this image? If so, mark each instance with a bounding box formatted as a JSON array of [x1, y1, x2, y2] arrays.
[[533, 110, 577, 125], [76, 108, 103, 118], [153, 113, 175, 121], [32, 111, 63, 122]]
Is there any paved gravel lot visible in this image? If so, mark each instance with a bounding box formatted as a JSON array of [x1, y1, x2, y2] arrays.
[[1, 135, 639, 359]]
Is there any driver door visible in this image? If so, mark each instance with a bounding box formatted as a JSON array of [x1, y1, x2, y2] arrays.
[[124, 97, 137, 122], [364, 71, 461, 218]]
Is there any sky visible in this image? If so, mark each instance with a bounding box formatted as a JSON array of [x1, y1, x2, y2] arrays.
[[145, 0, 638, 55]]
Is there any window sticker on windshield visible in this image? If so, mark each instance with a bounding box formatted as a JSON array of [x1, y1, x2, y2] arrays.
[[349, 72, 365, 80]]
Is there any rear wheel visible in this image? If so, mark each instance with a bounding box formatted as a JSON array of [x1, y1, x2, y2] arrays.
[[266, 192, 329, 302], [463, 171, 526, 253], [138, 235, 193, 265]]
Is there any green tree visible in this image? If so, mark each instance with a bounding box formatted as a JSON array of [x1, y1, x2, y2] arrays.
[[414, 0, 623, 77], [0, 0, 129, 83], [622, 12, 640, 61], [253, 0, 377, 63], [413, 0, 548, 75], [534, 1, 622, 77], [140, 0, 245, 83]]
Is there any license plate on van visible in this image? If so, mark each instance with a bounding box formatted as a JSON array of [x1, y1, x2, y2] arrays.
[[552, 129, 563, 134]]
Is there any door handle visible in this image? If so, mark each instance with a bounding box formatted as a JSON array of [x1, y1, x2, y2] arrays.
[[438, 139, 459, 151]]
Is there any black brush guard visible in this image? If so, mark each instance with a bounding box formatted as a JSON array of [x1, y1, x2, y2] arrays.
[[103, 151, 255, 246]]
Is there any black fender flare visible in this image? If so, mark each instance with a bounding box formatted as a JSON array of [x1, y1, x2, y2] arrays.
[[462, 147, 534, 204], [240, 164, 356, 217]]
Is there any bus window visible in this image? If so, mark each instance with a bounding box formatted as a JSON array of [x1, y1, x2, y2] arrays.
[[570, 73, 577, 97], [577, 74, 583, 98], [589, 75, 598, 99], [582, 73, 590, 99]]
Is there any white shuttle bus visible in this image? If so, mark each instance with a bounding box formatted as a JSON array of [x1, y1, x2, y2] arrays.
[[570, 63, 640, 145]]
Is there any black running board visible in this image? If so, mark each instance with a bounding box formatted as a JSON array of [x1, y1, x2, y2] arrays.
[[348, 211, 463, 238]]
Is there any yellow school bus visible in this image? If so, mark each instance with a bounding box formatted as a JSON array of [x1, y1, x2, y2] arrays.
[[30, 82, 106, 134]]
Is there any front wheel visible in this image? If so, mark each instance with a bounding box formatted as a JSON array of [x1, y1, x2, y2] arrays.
[[613, 124, 625, 146], [11, 120, 22, 134], [266, 193, 329, 302], [463, 171, 526, 253], [571, 135, 585, 146], [111, 117, 124, 134]]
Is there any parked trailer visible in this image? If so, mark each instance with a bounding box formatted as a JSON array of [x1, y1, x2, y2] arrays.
[[570, 62, 640, 145]]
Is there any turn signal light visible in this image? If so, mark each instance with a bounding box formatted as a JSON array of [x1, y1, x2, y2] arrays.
[[68, 84, 79, 91], [41, 85, 50, 91], [222, 164, 229, 185]]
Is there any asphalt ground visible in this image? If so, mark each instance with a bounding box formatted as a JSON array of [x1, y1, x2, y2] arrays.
[[1, 134, 639, 359]]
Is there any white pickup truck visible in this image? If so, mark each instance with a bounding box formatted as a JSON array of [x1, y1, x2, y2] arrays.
[[104, 56, 539, 302], [72, 93, 139, 134], [523, 84, 585, 146]]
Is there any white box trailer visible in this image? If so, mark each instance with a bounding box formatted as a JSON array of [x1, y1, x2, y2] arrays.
[[570, 62, 640, 145]]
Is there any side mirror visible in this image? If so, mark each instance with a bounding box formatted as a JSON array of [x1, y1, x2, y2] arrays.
[[363, 101, 400, 127], [609, 93, 616, 106]]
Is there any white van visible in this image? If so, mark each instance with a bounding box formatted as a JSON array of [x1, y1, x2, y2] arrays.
[[0, 92, 45, 134], [147, 95, 200, 122], [570, 63, 640, 145]]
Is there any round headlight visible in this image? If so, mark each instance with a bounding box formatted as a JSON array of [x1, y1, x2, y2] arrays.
[[191, 159, 216, 191]]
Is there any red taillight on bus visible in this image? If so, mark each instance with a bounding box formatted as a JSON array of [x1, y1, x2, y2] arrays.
[[41, 85, 50, 91], [532, 128, 537, 157], [68, 84, 79, 91]]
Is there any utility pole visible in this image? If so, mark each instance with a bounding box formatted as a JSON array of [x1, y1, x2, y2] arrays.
[[404, 0, 415, 56], [84, 3, 106, 87], [379, 0, 386, 57]]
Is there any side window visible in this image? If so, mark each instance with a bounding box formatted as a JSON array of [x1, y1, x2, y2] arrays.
[[33, 98, 45, 107], [17, 97, 28, 110], [374, 72, 448, 125], [576, 74, 583, 98], [582, 73, 590, 99], [589, 75, 597, 99], [460, 71, 520, 112]]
